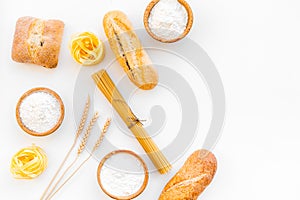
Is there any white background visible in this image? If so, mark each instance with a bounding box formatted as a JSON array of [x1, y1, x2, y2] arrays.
[[0, 0, 300, 199]]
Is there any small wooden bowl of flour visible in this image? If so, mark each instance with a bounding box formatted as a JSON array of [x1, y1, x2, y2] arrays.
[[144, 0, 194, 43], [97, 150, 149, 200], [16, 87, 65, 137]]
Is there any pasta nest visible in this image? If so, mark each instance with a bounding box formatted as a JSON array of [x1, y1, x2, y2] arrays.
[[10, 145, 48, 179], [69, 32, 105, 66]]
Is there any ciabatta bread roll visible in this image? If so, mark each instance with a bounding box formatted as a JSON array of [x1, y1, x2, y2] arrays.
[[103, 11, 158, 90], [12, 16, 64, 68], [159, 150, 217, 200]]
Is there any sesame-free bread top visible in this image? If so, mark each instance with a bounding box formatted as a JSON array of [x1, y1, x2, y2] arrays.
[[12, 16, 64, 68], [159, 150, 217, 200]]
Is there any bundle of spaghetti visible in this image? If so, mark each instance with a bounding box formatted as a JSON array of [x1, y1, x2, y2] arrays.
[[69, 32, 105, 66], [92, 70, 172, 174], [11, 144, 48, 179]]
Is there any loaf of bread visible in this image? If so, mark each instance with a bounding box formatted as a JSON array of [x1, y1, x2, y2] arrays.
[[103, 11, 158, 90], [12, 16, 64, 68], [159, 150, 217, 200]]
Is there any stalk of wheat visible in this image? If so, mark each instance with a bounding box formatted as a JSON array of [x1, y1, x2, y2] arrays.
[[44, 112, 100, 200], [46, 118, 111, 200], [40, 96, 90, 200]]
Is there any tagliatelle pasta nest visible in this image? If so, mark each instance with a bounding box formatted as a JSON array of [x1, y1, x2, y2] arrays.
[[10, 145, 48, 179], [69, 32, 105, 66]]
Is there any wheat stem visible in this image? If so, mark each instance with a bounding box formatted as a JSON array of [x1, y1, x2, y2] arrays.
[[46, 119, 111, 200], [46, 155, 92, 200], [40, 96, 90, 200], [44, 112, 99, 200], [45, 112, 99, 200], [44, 157, 79, 200]]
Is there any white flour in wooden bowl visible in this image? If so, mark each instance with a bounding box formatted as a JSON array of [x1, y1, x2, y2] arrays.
[[148, 0, 188, 41], [19, 91, 61, 134], [99, 152, 146, 197]]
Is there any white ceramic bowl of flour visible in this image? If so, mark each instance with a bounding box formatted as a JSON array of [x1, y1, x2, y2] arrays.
[[16, 87, 65, 137]]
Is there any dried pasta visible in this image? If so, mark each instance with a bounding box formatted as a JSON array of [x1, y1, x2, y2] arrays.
[[10, 145, 48, 179], [69, 32, 105, 66], [92, 70, 171, 174]]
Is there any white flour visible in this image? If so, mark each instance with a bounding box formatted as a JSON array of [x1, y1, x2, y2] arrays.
[[100, 166, 145, 197], [148, 0, 188, 40], [19, 91, 61, 133]]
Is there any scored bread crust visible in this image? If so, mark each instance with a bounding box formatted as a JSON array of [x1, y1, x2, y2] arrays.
[[159, 150, 217, 200], [12, 16, 64, 68], [103, 11, 158, 90]]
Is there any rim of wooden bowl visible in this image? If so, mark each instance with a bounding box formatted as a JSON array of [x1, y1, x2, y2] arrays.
[[16, 87, 65, 137], [144, 0, 194, 43], [97, 150, 149, 200]]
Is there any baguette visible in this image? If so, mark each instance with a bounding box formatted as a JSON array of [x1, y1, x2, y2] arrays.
[[159, 150, 217, 200], [12, 16, 64, 68], [103, 11, 158, 90]]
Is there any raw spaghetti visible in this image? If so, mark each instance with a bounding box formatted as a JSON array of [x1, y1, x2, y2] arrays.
[[92, 70, 172, 174], [69, 32, 105, 66], [10, 145, 48, 179]]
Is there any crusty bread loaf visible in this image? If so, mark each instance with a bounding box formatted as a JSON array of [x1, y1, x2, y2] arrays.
[[103, 11, 158, 90], [159, 150, 217, 200], [12, 16, 64, 68]]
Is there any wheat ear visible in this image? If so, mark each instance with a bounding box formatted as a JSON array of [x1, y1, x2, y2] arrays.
[[92, 118, 111, 152], [77, 112, 99, 154], [47, 118, 111, 200], [40, 96, 90, 200], [75, 96, 91, 139], [44, 112, 99, 200]]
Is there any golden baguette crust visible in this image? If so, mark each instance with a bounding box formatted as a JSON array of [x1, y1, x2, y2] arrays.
[[103, 11, 158, 90], [12, 16, 64, 68], [159, 150, 217, 200]]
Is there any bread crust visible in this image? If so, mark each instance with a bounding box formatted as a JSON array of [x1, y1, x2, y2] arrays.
[[159, 150, 217, 200], [103, 11, 158, 90], [12, 16, 64, 68]]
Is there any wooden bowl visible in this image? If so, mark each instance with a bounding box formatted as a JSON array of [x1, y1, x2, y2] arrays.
[[97, 150, 149, 200], [16, 87, 65, 137], [144, 0, 194, 43]]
